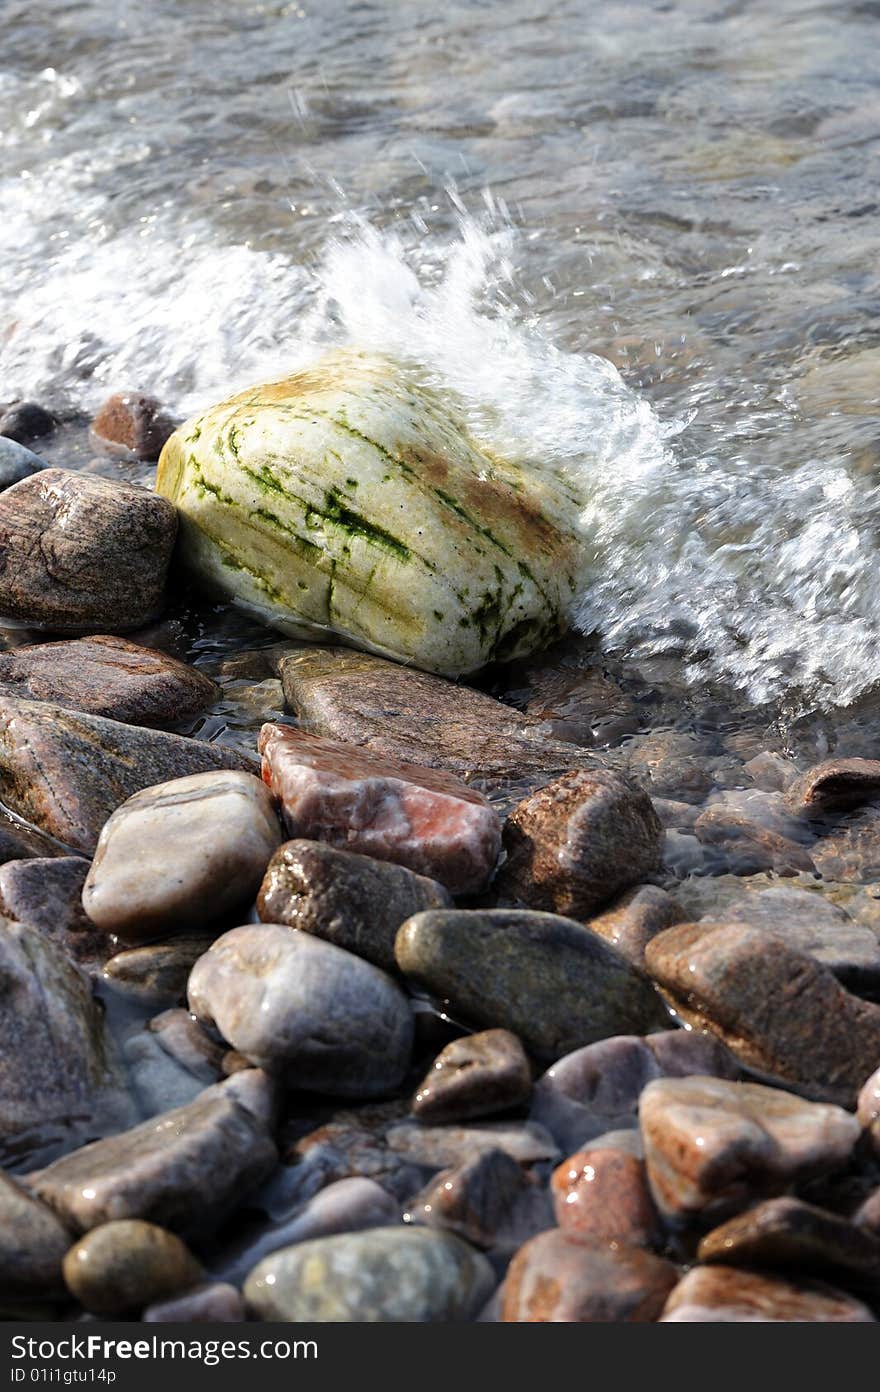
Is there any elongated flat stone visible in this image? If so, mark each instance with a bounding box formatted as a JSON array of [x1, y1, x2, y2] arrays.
[[0, 856, 105, 973], [0, 1172, 73, 1300], [277, 646, 595, 777], [661, 1265, 875, 1322], [0, 697, 256, 853], [697, 1197, 880, 1279], [259, 724, 501, 894], [786, 758, 880, 816]]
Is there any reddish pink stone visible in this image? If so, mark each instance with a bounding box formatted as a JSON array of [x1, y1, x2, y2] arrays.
[[258, 725, 501, 895]]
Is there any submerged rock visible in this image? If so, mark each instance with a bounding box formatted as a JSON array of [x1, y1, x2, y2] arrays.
[[188, 924, 414, 1098], [0, 697, 255, 853], [412, 1030, 532, 1124], [661, 1265, 875, 1322], [811, 806, 880, 883], [501, 1230, 676, 1322], [0, 469, 177, 632], [0, 636, 217, 726], [157, 350, 585, 677], [395, 908, 668, 1061], [83, 771, 281, 941], [786, 758, 880, 816], [257, 839, 449, 973], [62, 1220, 202, 1315], [259, 724, 501, 895], [244, 1225, 495, 1321]]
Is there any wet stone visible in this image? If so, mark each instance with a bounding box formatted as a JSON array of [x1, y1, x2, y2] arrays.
[[0, 1171, 73, 1301], [620, 729, 716, 804], [501, 1229, 677, 1322], [692, 805, 815, 877], [639, 1076, 860, 1224], [811, 806, 880, 883], [786, 758, 880, 817], [259, 725, 501, 896], [661, 1265, 875, 1322], [551, 1145, 658, 1247], [83, 771, 281, 942], [188, 924, 414, 1099], [123, 1030, 213, 1118], [91, 393, 176, 461], [146, 1009, 227, 1084], [101, 936, 217, 1009], [257, 839, 450, 974], [645, 921, 880, 1105], [0, 636, 217, 726], [0, 438, 44, 491], [0, 469, 177, 632], [244, 1226, 495, 1322], [259, 1114, 426, 1216], [496, 769, 663, 918], [0, 402, 54, 446], [0, 697, 256, 853], [412, 1029, 532, 1124], [143, 1282, 245, 1323], [585, 885, 682, 967], [62, 1220, 202, 1315], [0, 856, 105, 973], [405, 1148, 553, 1252], [385, 1118, 558, 1169], [717, 889, 880, 993], [697, 1197, 880, 1281], [28, 1072, 278, 1236], [858, 1064, 880, 1128], [277, 645, 595, 779], [0, 819, 66, 866], [395, 909, 669, 1063], [743, 751, 798, 792]]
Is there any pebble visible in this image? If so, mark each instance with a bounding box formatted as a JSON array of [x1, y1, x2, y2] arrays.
[[405, 1148, 553, 1252], [0, 1171, 73, 1300], [0, 437, 44, 491], [639, 1076, 860, 1223], [62, 1219, 202, 1315], [0, 636, 217, 726], [551, 1145, 658, 1246], [645, 921, 880, 1105], [661, 1265, 875, 1322], [102, 935, 216, 1008], [0, 856, 105, 973], [811, 806, 880, 883], [147, 1009, 228, 1083], [28, 1072, 278, 1236], [385, 1118, 558, 1168], [259, 724, 502, 895], [143, 1282, 245, 1322], [585, 885, 682, 967], [260, 1111, 426, 1215], [697, 1196, 880, 1280], [496, 769, 663, 918], [91, 393, 176, 461], [0, 401, 54, 445], [188, 924, 414, 1098], [257, 839, 450, 973], [277, 645, 595, 779], [692, 805, 815, 876], [83, 771, 281, 941], [0, 468, 177, 631], [786, 757, 880, 816], [501, 1229, 677, 1322], [412, 1030, 532, 1124], [0, 697, 256, 853], [620, 729, 715, 804], [743, 750, 797, 792], [244, 1226, 495, 1322], [395, 908, 669, 1062]]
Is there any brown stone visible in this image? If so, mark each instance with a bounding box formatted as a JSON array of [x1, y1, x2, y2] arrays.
[[406, 1148, 551, 1251], [811, 806, 880, 883], [645, 921, 880, 1105], [551, 1145, 658, 1246], [0, 856, 105, 973], [586, 885, 682, 967], [496, 769, 663, 918], [786, 758, 880, 817], [101, 937, 216, 1008], [661, 1264, 875, 1321], [412, 1030, 532, 1124], [693, 806, 815, 876], [0, 469, 177, 632], [0, 697, 256, 853], [621, 729, 715, 804], [697, 1197, 880, 1280], [62, 1220, 201, 1315], [0, 636, 217, 726], [91, 393, 176, 461], [501, 1229, 677, 1322]]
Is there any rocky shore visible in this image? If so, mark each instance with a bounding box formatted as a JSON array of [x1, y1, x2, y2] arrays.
[[2, 384, 880, 1324]]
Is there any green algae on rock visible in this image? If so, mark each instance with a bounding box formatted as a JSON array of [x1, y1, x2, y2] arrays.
[[156, 350, 585, 676]]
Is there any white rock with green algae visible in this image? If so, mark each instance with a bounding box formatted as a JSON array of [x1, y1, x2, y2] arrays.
[[156, 350, 584, 676]]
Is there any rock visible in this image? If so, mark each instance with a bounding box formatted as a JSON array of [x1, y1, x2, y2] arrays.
[[786, 758, 880, 817], [811, 806, 880, 883], [692, 806, 815, 876], [516, 656, 639, 747], [156, 349, 584, 677], [0, 921, 129, 1165], [259, 724, 501, 895], [0, 636, 217, 726], [529, 1030, 739, 1154], [0, 469, 177, 632], [259, 1111, 426, 1217], [188, 924, 414, 1098], [697, 1197, 880, 1280], [661, 1265, 875, 1322], [145, 1009, 227, 1082], [83, 771, 280, 942], [257, 839, 450, 973], [0, 817, 67, 866], [718, 889, 880, 993], [412, 1030, 532, 1124], [585, 885, 682, 967], [385, 1119, 558, 1169], [28, 1073, 278, 1235], [0, 438, 44, 491], [123, 1030, 212, 1118], [395, 909, 668, 1062], [62, 1220, 202, 1315], [496, 770, 663, 918], [743, 751, 797, 792], [0, 1172, 73, 1300], [551, 1145, 658, 1246], [244, 1225, 495, 1321], [645, 921, 880, 1105], [651, 797, 700, 831], [405, 1148, 553, 1252], [859, 1064, 880, 1127], [0, 402, 54, 445], [276, 646, 595, 778], [501, 1230, 677, 1322], [215, 1177, 398, 1286], [0, 856, 105, 972], [621, 729, 715, 804], [102, 936, 217, 1008], [143, 1282, 245, 1322], [0, 697, 256, 853], [91, 393, 176, 461], [639, 1076, 860, 1223]]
